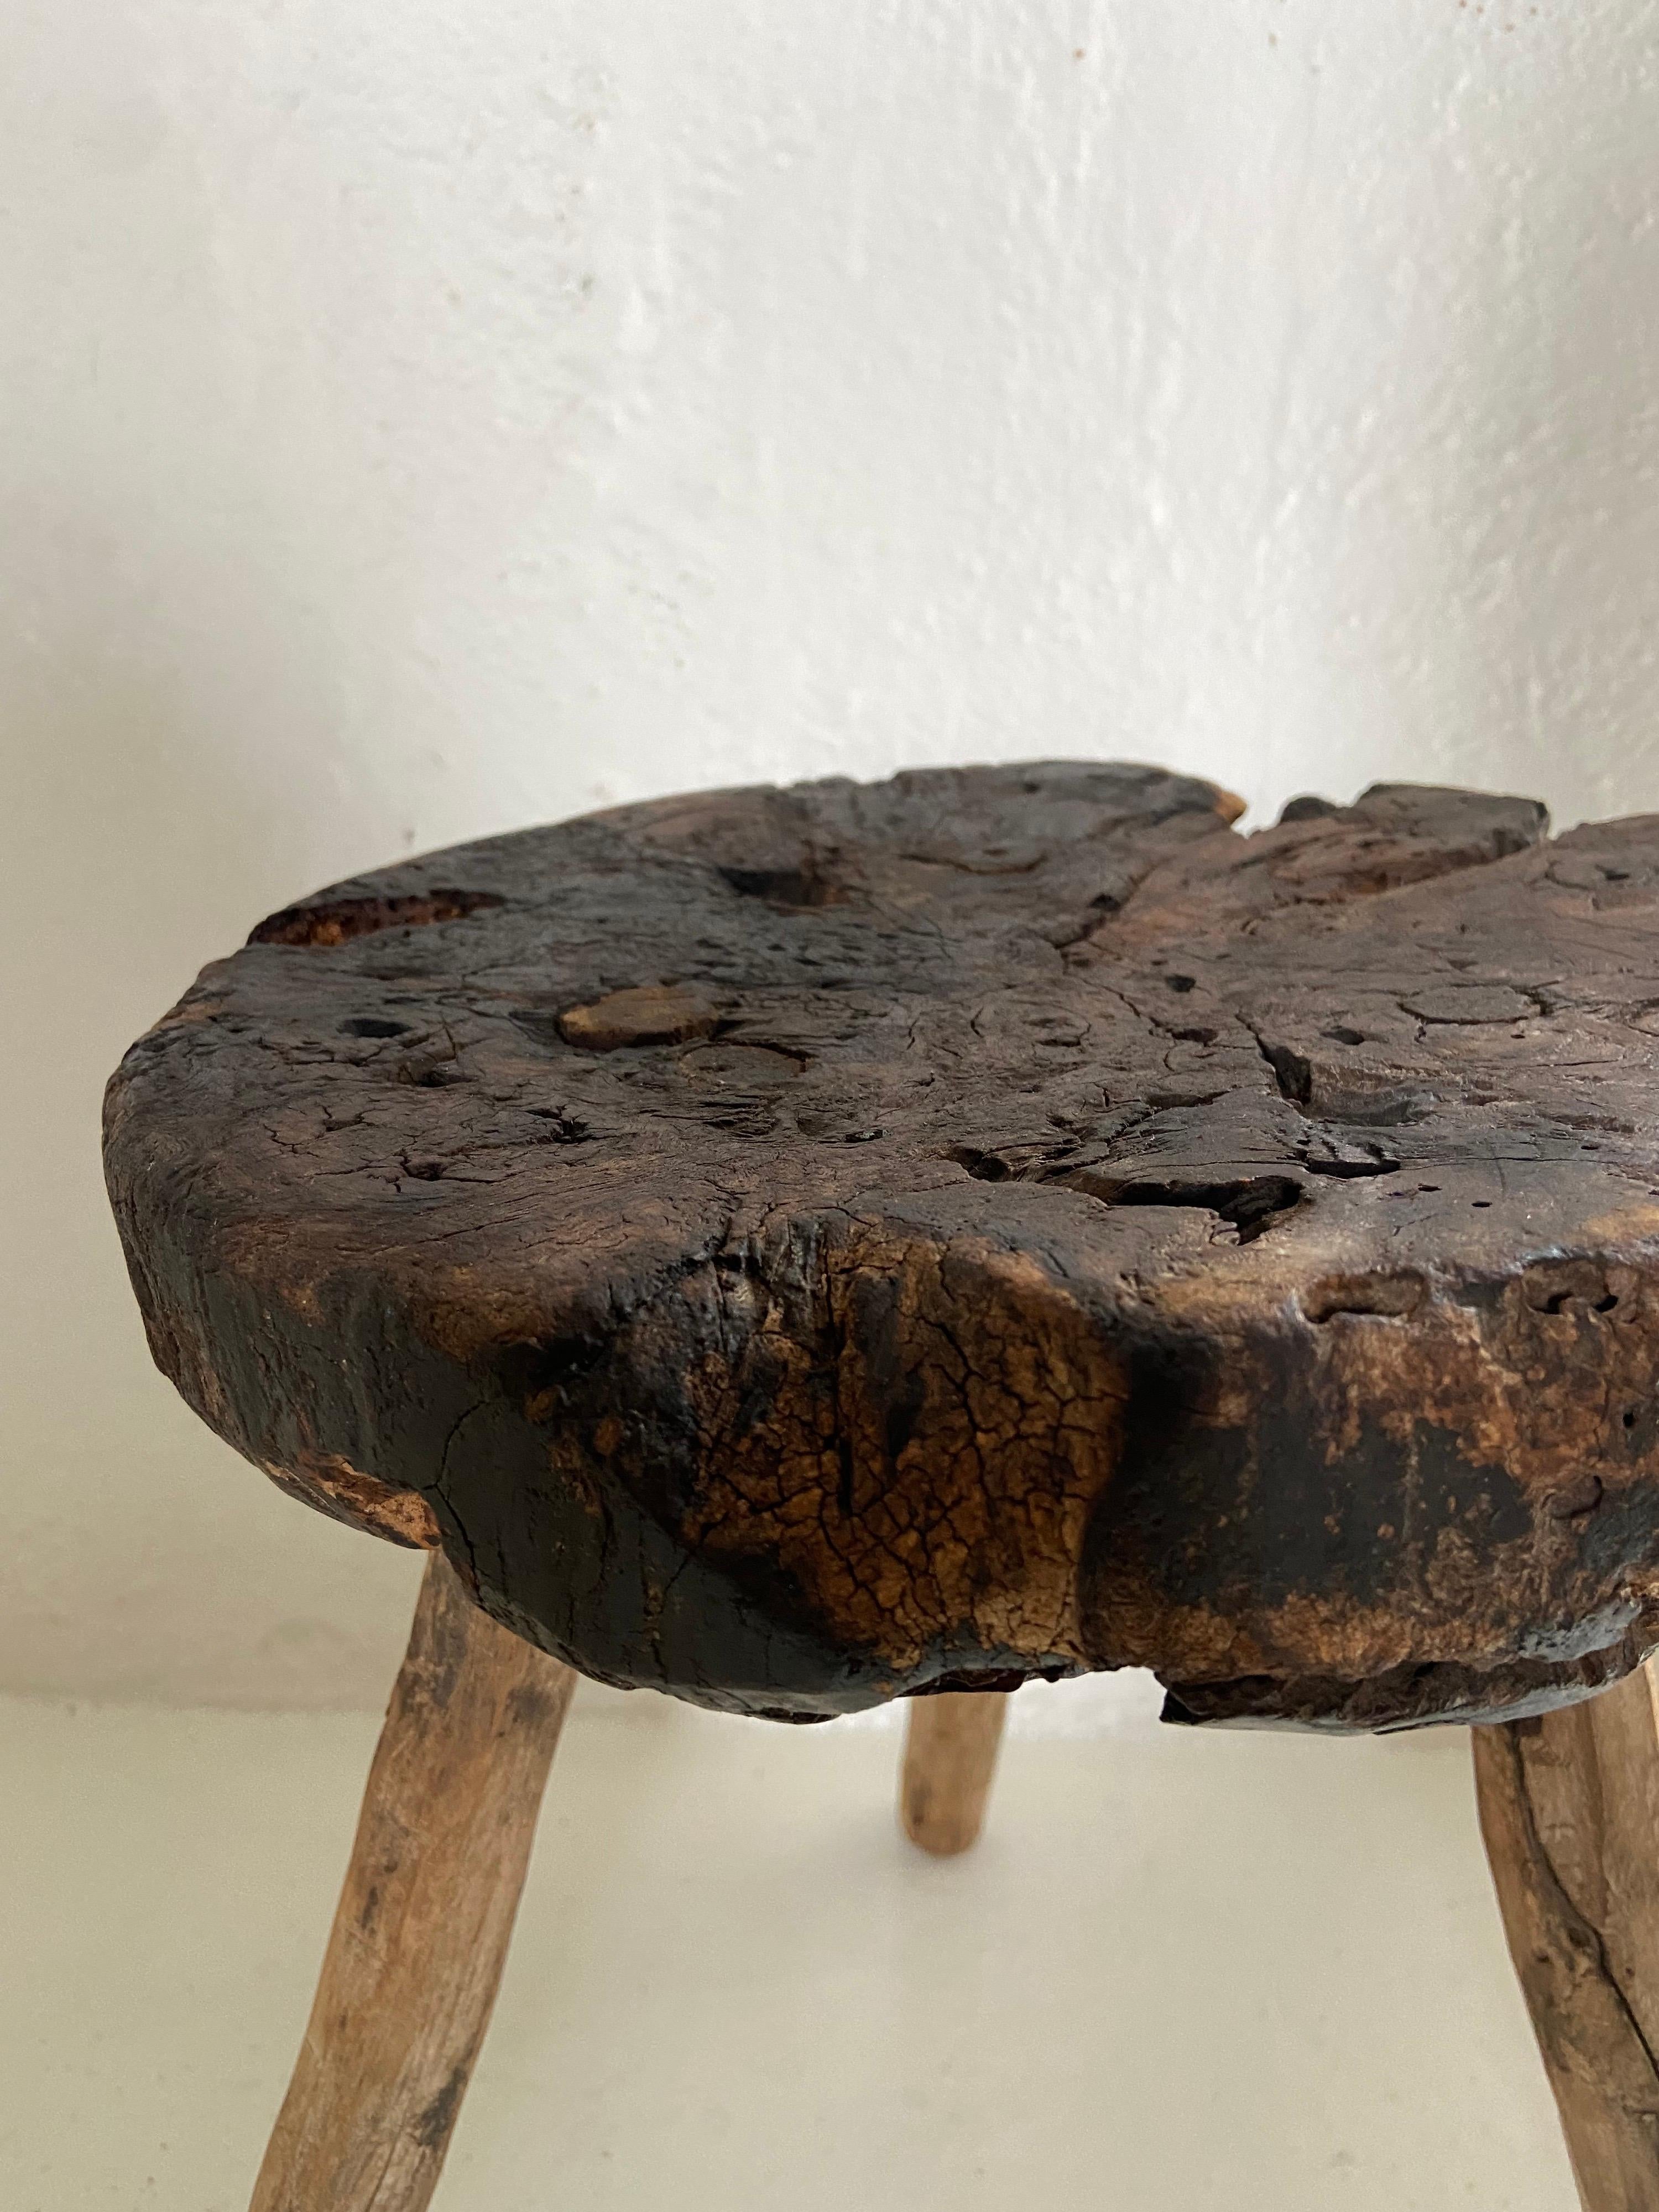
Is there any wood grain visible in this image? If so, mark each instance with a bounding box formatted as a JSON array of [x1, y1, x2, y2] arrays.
[[249, 1552, 576, 2212], [900, 1692, 1010, 1856], [105, 764, 1659, 1725], [1474, 1664, 1659, 2210]]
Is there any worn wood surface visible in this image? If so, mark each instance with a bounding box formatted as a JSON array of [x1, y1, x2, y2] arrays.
[[1475, 1663, 1659, 2210], [105, 763, 1659, 1724], [901, 1691, 1009, 1855], [250, 1551, 576, 2212]]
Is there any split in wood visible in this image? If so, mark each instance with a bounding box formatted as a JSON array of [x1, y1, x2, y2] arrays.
[[1475, 1658, 1659, 2212]]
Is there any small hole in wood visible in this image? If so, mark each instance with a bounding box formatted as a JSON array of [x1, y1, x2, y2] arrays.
[[716, 864, 841, 910], [251, 888, 503, 947], [527, 1108, 593, 1144], [946, 1145, 1011, 1182], [341, 1015, 413, 1039]]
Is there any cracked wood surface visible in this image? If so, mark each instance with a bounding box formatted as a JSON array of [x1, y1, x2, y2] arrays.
[[102, 761, 1659, 1725]]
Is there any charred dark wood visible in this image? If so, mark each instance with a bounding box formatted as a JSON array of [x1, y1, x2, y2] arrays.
[[103, 763, 1659, 1726]]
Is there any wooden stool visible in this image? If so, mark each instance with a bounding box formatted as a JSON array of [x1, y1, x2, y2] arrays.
[[104, 761, 1659, 2209]]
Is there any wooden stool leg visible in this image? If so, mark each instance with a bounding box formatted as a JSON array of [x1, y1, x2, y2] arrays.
[[1474, 1662, 1659, 2209], [900, 1691, 1009, 1856], [250, 1552, 577, 2212]]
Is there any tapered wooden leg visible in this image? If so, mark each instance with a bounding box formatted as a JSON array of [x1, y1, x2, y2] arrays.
[[1474, 1662, 1659, 2210], [900, 1691, 1009, 1856], [250, 1553, 577, 2212]]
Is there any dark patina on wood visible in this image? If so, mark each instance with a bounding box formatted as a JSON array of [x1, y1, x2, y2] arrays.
[[104, 763, 1659, 1726]]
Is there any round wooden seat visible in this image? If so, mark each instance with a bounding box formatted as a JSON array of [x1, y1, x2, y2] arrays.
[[103, 763, 1659, 2211], [107, 762, 1659, 1728]]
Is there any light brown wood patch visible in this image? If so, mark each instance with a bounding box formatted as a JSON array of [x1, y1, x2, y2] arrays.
[[1475, 1662, 1659, 2210], [900, 1690, 1010, 1856], [249, 1554, 576, 2212]]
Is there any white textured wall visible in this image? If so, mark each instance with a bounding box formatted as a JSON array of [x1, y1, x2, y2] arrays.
[[6, 0, 1659, 1705]]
